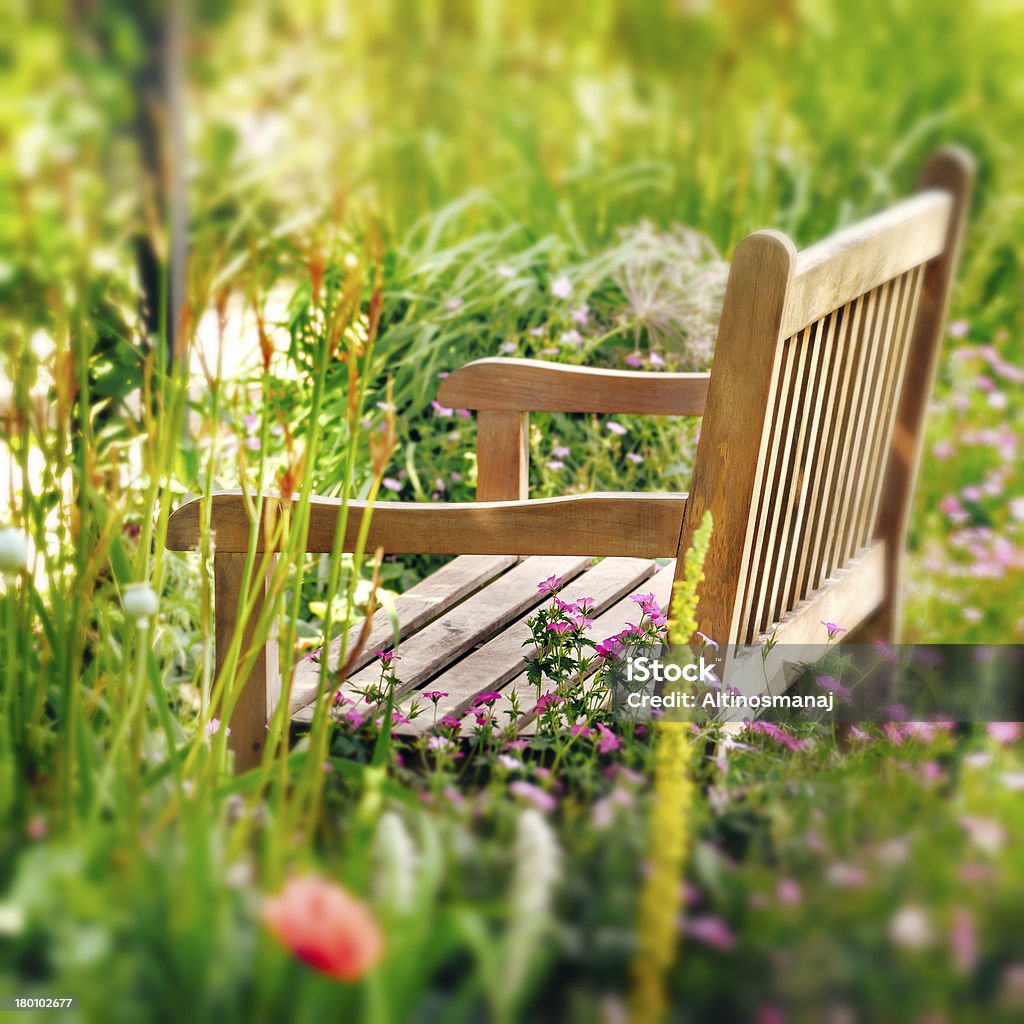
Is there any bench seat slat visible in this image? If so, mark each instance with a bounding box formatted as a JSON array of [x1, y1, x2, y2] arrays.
[[402, 556, 659, 734], [289, 553, 518, 713]]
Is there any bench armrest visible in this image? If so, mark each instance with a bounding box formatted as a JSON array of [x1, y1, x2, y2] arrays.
[[437, 357, 710, 416], [165, 490, 686, 558]]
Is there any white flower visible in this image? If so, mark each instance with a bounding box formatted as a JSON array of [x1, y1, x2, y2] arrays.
[[0, 527, 29, 577], [889, 905, 934, 949], [550, 275, 572, 299], [122, 582, 159, 626]]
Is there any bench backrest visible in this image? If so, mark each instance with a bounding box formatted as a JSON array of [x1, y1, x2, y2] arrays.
[[679, 148, 973, 647]]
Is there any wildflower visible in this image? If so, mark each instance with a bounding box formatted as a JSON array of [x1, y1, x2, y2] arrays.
[[471, 690, 503, 707], [2, 525, 32, 575], [649, 352, 665, 367], [427, 735, 456, 753], [595, 723, 622, 754], [550, 275, 572, 299], [815, 675, 852, 700], [546, 460, 565, 471], [333, 690, 351, 706], [560, 329, 583, 347], [261, 875, 384, 981], [509, 780, 558, 813], [431, 399, 453, 417], [552, 445, 570, 458], [684, 915, 735, 952], [537, 574, 564, 595], [889, 905, 934, 950], [500, 340, 517, 354], [948, 319, 969, 337], [304, 648, 322, 664], [874, 639, 897, 663], [570, 723, 594, 739], [445, 297, 464, 310], [122, 582, 159, 627], [696, 631, 719, 651], [205, 717, 231, 738], [344, 709, 365, 729], [374, 650, 400, 665], [571, 612, 594, 631], [439, 715, 462, 731], [959, 815, 1005, 855], [421, 691, 448, 704], [626, 452, 644, 464], [776, 879, 802, 906], [826, 862, 869, 888], [571, 304, 590, 325], [987, 722, 1021, 744], [820, 620, 846, 639], [596, 636, 625, 660], [534, 692, 566, 713], [496, 753, 522, 771], [547, 621, 572, 636], [607, 421, 628, 436], [743, 719, 806, 752], [951, 908, 979, 974], [626, 352, 645, 367]]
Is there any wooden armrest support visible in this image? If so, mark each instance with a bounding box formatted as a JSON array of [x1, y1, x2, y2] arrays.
[[165, 490, 686, 558], [437, 358, 710, 415]]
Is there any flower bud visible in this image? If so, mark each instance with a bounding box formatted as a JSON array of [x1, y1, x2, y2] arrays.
[[0, 527, 29, 577], [123, 582, 159, 625]]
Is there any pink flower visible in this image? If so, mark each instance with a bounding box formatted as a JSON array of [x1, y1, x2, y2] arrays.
[[626, 452, 644, 465], [560, 329, 583, 347], [951, 908, 978, 974], [948, 319, 969, 338], [382, 477, 402, 492], [509, 780, 558, 813], [571, 304, 590, 324], [595, 636, 624, 660], [696, 631, 719, 651], [743, 719, 806, 752], [471, 690, 503, 707], [625, 353, 645, 368], [826, 863, 868, 888], [534, 692, 567, 713], [570, 723, 594, 739], [820, 620, 846, 639], [595, 723, 622, 754], [552, 445, 570, 458], [439, 715, 462, 730], [547, 621, 572, 635], [374, 650, 400, 665], [776, 879, 802, 906], [684, 915, 735, 951], [874, 640, 897, 663], [607, 421, 628, 436], [421, 691, 449, 703], [537, 574, 565, 595], [261, 875, 384, 981], [987, 722, 1021, 744], [546, 460, 565, 471], [206, 718, 231, 738], [430, 399, 453, 417]]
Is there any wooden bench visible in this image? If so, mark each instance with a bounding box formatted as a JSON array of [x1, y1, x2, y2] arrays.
[[166, 148, 973, 769]]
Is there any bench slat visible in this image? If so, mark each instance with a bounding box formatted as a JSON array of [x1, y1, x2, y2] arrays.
[[402, 556, 659, 734], [289, 553, 518, 713], [295, 555, 593, 721]]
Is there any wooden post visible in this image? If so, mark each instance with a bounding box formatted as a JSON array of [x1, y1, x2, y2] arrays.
[[870, 147, 974, 642], [214, 552, 278, 772], [677, 230, 797, 646], [476, 410, 530, 501]]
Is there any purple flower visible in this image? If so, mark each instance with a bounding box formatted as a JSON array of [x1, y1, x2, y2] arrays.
[[537, 574, 564, 595], [547, 621, 572, 635], [607, 421, 628, 436], [815, 675, 852, 699], [820, 620, 847, 639], [570, 723, 594, 739], [570, 613, 594, 631], [374, 650, 400, 665], [596, 636, 624, 660], [439, 714, 462, 731], [421, 691, 449, 703], [509, 780, 558, 813], [546, 460, 565, 471], [575, 597, 594, 612], [625, 353, 644, 368], [534, 692, 567, 713]]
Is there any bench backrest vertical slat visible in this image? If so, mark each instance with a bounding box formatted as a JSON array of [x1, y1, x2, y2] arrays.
[[677, 147, 974, 647]]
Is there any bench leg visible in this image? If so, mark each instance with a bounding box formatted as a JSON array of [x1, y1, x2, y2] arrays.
[[214, 552, 278, 772]]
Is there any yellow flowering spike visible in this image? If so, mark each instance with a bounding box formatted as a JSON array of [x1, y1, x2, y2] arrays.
[[630, 510, 712, 1024]]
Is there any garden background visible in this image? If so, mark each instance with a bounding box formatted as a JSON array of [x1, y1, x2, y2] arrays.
[[1, 0, 1023, 1021]]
